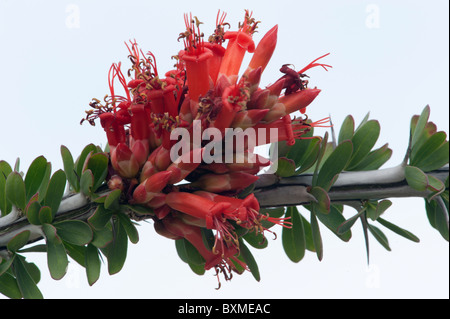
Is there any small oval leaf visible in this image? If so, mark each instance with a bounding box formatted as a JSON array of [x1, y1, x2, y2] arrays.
[[5, 172, 26, 211], [53, 220, 94, 246]]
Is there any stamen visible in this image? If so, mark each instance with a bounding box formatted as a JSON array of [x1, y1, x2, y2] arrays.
[[298, 53, 332, 75]]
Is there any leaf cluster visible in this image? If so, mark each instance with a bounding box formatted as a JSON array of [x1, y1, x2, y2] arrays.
[[0, 145, 142, 298]]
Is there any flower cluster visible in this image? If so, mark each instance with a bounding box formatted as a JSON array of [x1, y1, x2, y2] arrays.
[[83, 10, 330, 284]]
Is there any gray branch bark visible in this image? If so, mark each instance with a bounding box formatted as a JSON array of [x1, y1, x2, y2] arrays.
[[0, 165, 448, 251]]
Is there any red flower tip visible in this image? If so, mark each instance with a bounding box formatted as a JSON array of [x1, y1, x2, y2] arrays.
[[111, 143, 140, 178], [132, 170, 172, 204], [246, 24, 278, 75]]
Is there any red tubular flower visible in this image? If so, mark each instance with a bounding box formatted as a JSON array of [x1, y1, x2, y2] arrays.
[[248, 78, 286, 110], [204, 42, 226, 85], [179, 14, 214, 117], [180, 48, 213, 114], [252, 115, 330, 146], [132, 170, 172, 204], [195, 191, 292, 235], [161, 216, 247, 285], [166, 147, 204, 184], [219, 31, 255, 80], [165, 192, 241, 255], [205, 10, 228, 85], [191, 171, 259, 193], [154, 220, 183, 240], [85, 11, 331, 286], [263, 88, 321, 122], [99, 113, 126, 151], [217, 11, 257, 84], [244, 24, 278, 76], [130, 104, 151, 166], [165, 192, 231, 228], [110, 143, 140, 178], [226, 152, 271, 172], [210, 85, 239, 132], [231, 109, 269, 129], [140, 144, 172, 182]]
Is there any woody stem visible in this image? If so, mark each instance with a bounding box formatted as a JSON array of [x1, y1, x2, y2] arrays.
[[0, 165, 448, 250]]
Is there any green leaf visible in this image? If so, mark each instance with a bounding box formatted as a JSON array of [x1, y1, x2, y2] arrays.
[[425, 199, 449, 241], [338, 115, 355, 144], [312, 131, 329, 186], [427, 175, 446, 201], [347, 120, 380, 170], [37, 162, 52, 202], [0, 255, 14, 277], [377, 217, 420, 243], [417, 141, 449, 172], [367, 200, 392, 221], [411, 131, 447, 166], [310, 211, 323, 261], [88, 205, 113, 230], [75, 144, 98, 179], [53, 220, 93, 246], [337, 208, 366, 235], [24, 156, 48, 202], [42, 223, 68, 280], [116, 212, 139, 244], [309, 186, 331, 214], [238, 239, 260, 282], [0, 272, 22, 299], [175, 238, 205, 266], [38, 206, 53, 225], [368, 223, 391, 251], [405, 166, 429, 191], [61, 145, 79, 192], [282, 206, 306, 263], [315, 204, 352, 242], [105, 218, 128, 275], [350, 143, 392, 171], [91, 225, 114, 248], [13, 255, 43, 299], [295, 138, 321, 174], [275, 157, 296, 177], [243, 230, 268, 249], [63, 242, 87, 267], [86, 152, 109, 192], [5, 172, 26, 211], [25, 193, 41, 225], [201, 228, 215, 251], [300, 214, 315, 252], [17, 244, 47, 254], [104, 189, 122, 211], [188, 262, 206, 276], [7, 230, 31, 253], [286, 127, 315, 166], [0, 162, 13, 216], [80, 169, 94, 196], [43, 169, 66, 220], [0, 160, 12, 177], [355, 112, 370, 132], [316, 140, 353, 191], [410, 105, 431, 149], [22, 259, 41, 284], [85, 244, 101, 286]]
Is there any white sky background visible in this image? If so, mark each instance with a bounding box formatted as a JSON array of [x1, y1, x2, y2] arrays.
[[0, 0, 448, 299]]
